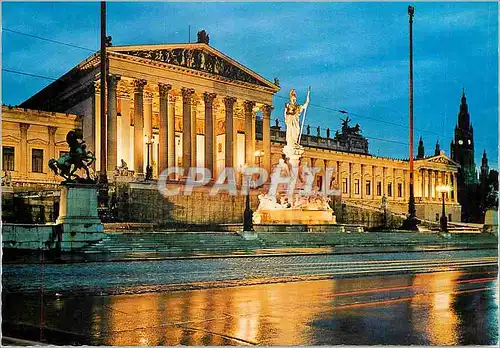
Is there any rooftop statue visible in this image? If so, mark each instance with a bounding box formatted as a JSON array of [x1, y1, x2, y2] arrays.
[[341, 116, 361, 136], [196, 30, 210, 44], [48, 130, 96, 183]]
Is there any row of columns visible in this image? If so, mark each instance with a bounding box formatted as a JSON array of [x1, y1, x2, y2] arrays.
[[419, 168, 457, 202], [307, 159, 412, 201], [104, 76, 273, 178], [306, 159, 458, 203]]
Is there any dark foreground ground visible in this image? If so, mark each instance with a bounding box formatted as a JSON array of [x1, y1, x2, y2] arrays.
[[2, 249, 498, 345]]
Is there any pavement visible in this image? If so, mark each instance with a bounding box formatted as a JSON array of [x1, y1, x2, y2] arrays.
[[2, 258, 498, 345]]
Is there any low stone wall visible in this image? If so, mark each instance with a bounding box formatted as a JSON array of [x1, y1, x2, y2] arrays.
[[334, 203, 405, 229], [2, 223, 56, 250], [115, 183, 261, 224]]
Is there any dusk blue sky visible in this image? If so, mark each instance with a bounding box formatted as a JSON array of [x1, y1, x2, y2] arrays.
[[3, 2, 498, 169]]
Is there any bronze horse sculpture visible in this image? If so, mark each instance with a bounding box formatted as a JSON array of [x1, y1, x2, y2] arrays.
[[48, 130, 96, 183]]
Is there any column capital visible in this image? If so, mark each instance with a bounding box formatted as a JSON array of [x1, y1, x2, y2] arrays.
[[168, 94, 177, 103], [85, 82, 96, 95], [243, 100, 256, 113], [223, 96, 237, 108], [144, 91, 154, 102], [134, 79, 147, 93], [181, 88, 195, 98], [20, 123, 30, 132], [203, 92, 217, 105], [107, 74, 121, 88], [48, 126, 57, 136], [261, 104, 274, 117], [117, 87, 131, 99], [158, 83, 172, 97]]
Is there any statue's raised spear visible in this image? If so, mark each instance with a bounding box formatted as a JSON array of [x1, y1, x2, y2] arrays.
[[298, 86, 311, 144]]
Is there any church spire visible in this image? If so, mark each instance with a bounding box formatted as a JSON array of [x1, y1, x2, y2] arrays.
[[458, 88, 470, 128], [481, 149, 488, 167], [417, 136, 425, 159], [434, 139, 440, 156], [480, 149, 489, 182]]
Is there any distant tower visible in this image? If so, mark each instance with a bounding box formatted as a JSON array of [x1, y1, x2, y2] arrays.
[[450, 89, 476, 184], [480, 150, 489, 183], [450, 89, 477, 221], [417, 136, 425, 159], [434, 140, 441, 156], [479, 150, 490, 219]]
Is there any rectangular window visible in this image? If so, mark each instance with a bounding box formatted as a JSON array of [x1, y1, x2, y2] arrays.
[[388, 183, 392, 197], [32, 149, 44, 173], [377, 182, 382, 196], [342, 178, 348, 194], [398, 183, 402, 197], [366, 180, 371, 196], [448, 214, 452, 222], [354, 179, 360, 194], [3, 146, 15, 171]]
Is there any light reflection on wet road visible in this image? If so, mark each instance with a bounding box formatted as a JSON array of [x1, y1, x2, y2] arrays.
[[2, 250, 498, 345]]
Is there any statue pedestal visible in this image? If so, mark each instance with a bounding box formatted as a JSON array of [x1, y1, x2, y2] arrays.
[[56, 183, 105, 250], [283, 145, 304, 167]]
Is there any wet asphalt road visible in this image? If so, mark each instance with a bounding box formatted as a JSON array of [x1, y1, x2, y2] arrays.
[[2, 249, 498, 345]]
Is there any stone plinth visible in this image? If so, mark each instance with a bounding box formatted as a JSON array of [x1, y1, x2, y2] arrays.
[[56, 183, 105, 250], [483, 209, 498, 234], [253, 208, 336, 225]]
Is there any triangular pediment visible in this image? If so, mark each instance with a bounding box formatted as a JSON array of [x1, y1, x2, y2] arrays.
[[27, 138, 49, 146], [109, 43, 279, 90], [423, 154, 460, 167], [3, 135, 20, 143]]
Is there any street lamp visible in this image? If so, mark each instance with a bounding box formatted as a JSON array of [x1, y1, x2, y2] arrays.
[[145, 135, 153, 180], [436, 185, 451, 232], [254, 150, 264, 168]]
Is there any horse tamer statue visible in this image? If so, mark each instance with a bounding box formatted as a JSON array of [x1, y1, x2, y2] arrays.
[[48, 130, 96, 183]]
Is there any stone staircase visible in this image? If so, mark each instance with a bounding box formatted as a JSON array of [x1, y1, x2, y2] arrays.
[[82, 232, 263, 254], [81, 231, 497, 257]]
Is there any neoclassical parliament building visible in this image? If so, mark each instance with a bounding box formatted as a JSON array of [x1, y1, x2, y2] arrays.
[[2, 33, 462, 222]]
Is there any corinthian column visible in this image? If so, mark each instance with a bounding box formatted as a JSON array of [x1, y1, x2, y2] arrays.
[[48, 126, 57, 160], [204, 92, 217, 174], [360, 164, 365, 199], [107, 74, 120, 173], [48, 126, 57, 179], [453, 172, 458, 202], [158, 83, 172, 175], [224, 97, 237, 168], [20, 123, 30, 177], [182, 88, 195, 172], [134, 79, 147, 175], [243, 101, 256, 165], [261, 105, 273, 174], [167, 94, 176, 167], [348, 162, 353, 198]]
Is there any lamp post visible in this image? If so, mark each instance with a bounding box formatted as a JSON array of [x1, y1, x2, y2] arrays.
[[254, 150, 264, 168], [436, 185, 451, 232], [242, 165, 254, 232], [145, 136, 153, 180]]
